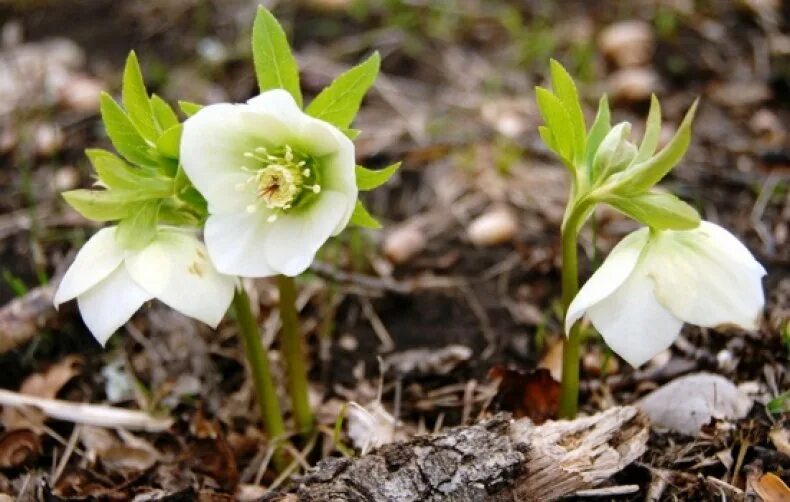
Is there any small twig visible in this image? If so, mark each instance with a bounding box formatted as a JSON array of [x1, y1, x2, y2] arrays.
[[51, 424, 80, 485], [573, 485, 640, 497], [360, 297, 395, 352], [0, 389, 173, 431]]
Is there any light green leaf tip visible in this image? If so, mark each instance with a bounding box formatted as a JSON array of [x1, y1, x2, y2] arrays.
[[355, 162, 400, 191], [549, 59, 586, 163], [252, 5, 302, 107], [122, 51, 158, 141], [349, 200, 381, 229]]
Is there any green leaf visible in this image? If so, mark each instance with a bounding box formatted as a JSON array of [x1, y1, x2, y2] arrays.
[[156, 124, 182, 159], [349, 200, 381, 228], [150, 94, 179, 130], [62, 189, 138, 221], [535, 86, 574, 162], [538, 125, 559, 154], [612, 99, 698, 196], [585, 95, 611, 168], [252, 5, 302, 107], [122, 51, 158, 141], [549, 59, 585, 163], [116, 200, 161, 249], [100, 93, 157, 167], [306, 51, 380, 129], [86, 149, 169, 194], [355, 162, 400, 191], [178, 100, 203, 117], [633, 94, 662, 165], [605, 191, 701, 230], [344, 128, 361, 140]]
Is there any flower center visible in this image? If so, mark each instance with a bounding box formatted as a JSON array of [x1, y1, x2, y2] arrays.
[[239, 145, 321, 218]]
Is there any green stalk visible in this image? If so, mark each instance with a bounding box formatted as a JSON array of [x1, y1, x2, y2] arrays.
[[558, 202, 588, 418], [232, 288, 287, 466], [277, 275, 314, 434]]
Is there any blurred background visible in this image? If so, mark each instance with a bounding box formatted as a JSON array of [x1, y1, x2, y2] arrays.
[[0, 0, 787, 497]]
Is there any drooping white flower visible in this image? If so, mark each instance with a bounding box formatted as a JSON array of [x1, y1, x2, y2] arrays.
[[566, 221, 766, 367], [53, 227, 235, 345], [180, 89, 357, 277]]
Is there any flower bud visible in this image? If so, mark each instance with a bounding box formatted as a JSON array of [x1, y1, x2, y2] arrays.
[[592, 122, 637, 181]]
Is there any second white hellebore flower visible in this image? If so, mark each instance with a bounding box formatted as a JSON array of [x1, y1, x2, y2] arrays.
[[180, 89, 357, 277], [53, 227, 235, 344], [566, 221, 766, 367]]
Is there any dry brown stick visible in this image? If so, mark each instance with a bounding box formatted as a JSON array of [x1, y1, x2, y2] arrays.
[[0, 284, 56, 354], [291, 406, 648, 501]]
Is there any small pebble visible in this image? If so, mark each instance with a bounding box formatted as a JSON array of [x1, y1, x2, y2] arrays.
[[599, 20, 656, 68], [383, 225, 426, 264], [52, 166, 80, 192], [33, 123, 64, 157], [607, 68, 660, 102], [467, 208, 517, 247], [59, 74, 103, 113], [338, 334, 358, 352]]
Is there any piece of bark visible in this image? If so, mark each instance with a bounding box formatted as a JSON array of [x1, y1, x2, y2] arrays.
[[0, 285, 56, 354], [293, 406, 648, 501]]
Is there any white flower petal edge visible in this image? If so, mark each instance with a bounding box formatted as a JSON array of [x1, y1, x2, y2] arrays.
[[567, 221, 766, 367], [53, 227, 125, 307], [564, 228, 649, 333], [125, 229, 236, 327], [77, 265, 152, 345], [55, 227, 236, 345], [181, 89, 358, 278]]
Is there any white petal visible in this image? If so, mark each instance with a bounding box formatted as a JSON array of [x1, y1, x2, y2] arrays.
[[54, 227, 124, 307], [314, 124, 357, 235], [77, 266, 152, 345], [648, 221, 766, 330], [180, 103, 291, 214], [247, 89, 305, 130], [264, 191, 349, 276], [587, 262, 684, 367], [204, 211, 278, 277], [125, 229, 236, 327], [565, 228, 650, 333]]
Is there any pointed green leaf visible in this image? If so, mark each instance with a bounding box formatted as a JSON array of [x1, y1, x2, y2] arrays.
[[252, 5, 302, 107], [634, 94, 662, 165], [306, 52, 380, 129], [585, 95, 611, 168], [178, 100, 203, 117], [612, 99, 698, 196], [122, 51, 158, 141], [535, 86, 574, 162], [355, 162, 400, 191], [62, 189, 138, 221], [344, 128, 361, 140], [605, 191, 700, 230], [538, 125, 559, 154], [116, 199, 161, 249], [349, 200, 381, 228], [100, 93, 157, 167], [156, 124, 182, 159], [150, 94, 179, 130], [87, 149, 170, 194], [549, 59, 585, 162]]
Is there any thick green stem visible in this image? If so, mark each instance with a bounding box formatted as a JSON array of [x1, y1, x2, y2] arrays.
[[232, 288, 287, 452], [558, 204, 587, 418], [277, 275, 314, 434]]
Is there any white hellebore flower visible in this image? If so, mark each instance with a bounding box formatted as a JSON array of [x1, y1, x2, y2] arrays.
[[180, 89, 357, 277], [566, 221, 766, 367], [53, 227, 235, 345]]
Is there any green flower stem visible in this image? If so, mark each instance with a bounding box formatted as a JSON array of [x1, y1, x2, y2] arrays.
[[558, 202, 589, 419], [277, 275, 314, 434], [232, 287, 287, 466]]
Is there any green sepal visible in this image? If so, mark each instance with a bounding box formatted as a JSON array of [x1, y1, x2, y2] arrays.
[[349, 200, 381, 228], [604, 191, 701, 230], [178, 101, 203, 117], [585, 95, 611, 169], [535, 86, 574, 163], [115, 199, 161, 249], [355, 162, 400, 191], [150, 94, 179, 130], [549, 59, 586, 164], [252, 5, 302, 107], [344, 128, 361, 140], [306, 51, 380, 129], [611, 99, 698, 196], [122, 51, 158, 141], [100, 92, 157, 167], [62, 189, 138, 221], [633, 95, 661, 165], [156, 124, 182, 159]]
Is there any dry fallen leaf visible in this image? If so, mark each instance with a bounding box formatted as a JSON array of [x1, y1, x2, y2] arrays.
[[489, 366, 560, 424], [769, 421, 790, 456], [637, 372, 753, 436], [752, 473, 790, 502], [0, 429, 41, 468]]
